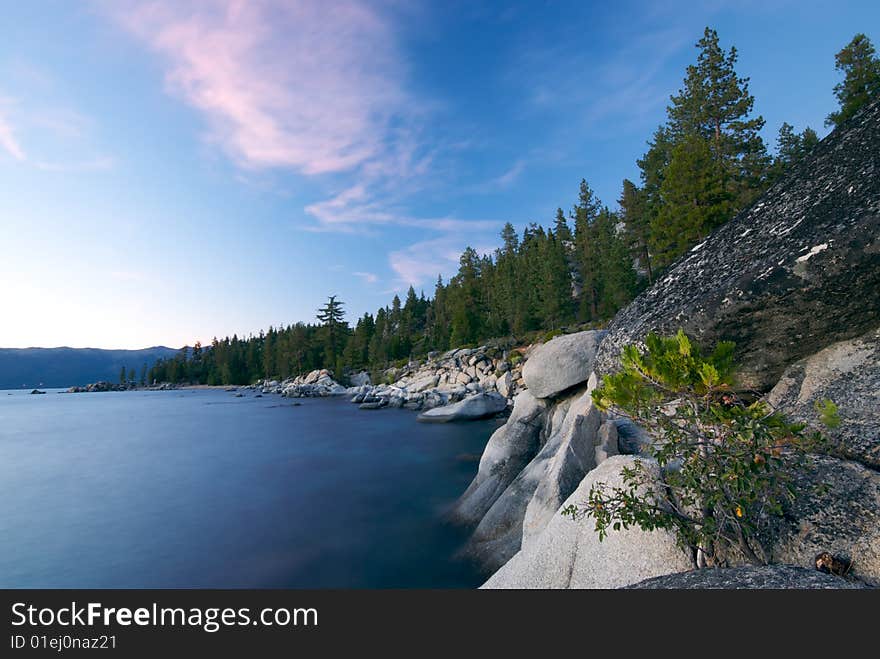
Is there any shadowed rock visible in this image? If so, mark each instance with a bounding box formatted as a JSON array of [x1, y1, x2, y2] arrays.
[[627, 565, 868, 589], [768, 326, 880, 469]]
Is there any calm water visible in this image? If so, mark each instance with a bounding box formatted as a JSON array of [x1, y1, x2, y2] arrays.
[[0, 388, 501, 588]]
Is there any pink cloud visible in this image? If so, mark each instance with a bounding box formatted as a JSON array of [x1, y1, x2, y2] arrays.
[[111, 0, 410, 175], [0, 106, 25, 160]]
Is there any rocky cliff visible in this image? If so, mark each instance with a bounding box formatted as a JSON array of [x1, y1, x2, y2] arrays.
[[465, 99, 880, 589], [595, 99, 880, 391]]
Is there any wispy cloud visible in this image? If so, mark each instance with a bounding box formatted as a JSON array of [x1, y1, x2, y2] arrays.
[[352, 271, 379, 285], [0, 104, 25, 160], [387, 235, 497, 291], [515, 26, 691, 136], [110, 0, 412, 176], [1, 81, 111, 170], [471, 158, 526, 193], [108, 0, 483, 236], [388, 237, 464, 289], [33, 155, 116, 173]]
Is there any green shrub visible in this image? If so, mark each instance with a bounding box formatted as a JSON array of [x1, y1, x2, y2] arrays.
[[562, 330, 827, 567]]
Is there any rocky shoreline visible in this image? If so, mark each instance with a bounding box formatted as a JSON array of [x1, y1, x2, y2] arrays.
[[252, 343, 530, 420], [67, 381, 178, 393], [462, 99, 880, 590]]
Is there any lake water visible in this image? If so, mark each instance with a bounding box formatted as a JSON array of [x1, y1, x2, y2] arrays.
[[0, 388, 502, 588]]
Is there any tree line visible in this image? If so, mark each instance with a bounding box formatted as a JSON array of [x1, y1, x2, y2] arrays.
[[148, 30, 879, 387]]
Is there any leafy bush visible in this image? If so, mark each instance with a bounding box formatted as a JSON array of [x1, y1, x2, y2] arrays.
[[562, 330, 827, 567]]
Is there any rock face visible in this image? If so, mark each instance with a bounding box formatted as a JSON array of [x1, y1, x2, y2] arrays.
[[452, 391, 548, 526], [417, 392, 507, 423], [464, 382, 602, 569], [453, 332, 618, 570], [628, 565, 867, 589], [768, 326, 880, 469], [482, 456, 693, 589], [522, 330, 607, 398], [595, 99, 880, 390], [769, 455, 880, 586]]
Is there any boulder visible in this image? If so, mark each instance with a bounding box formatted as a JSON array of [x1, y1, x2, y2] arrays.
[[408, 373, 440, 392], [496, 371, 513, 398], [767, 326, 879, 469], [452, 391, 547, 525], [349, 371, 371, 387], [627, 565, 867, 589], [595, 99, 880, 390], [522, 330, 607, 399], [482, 456, 692, 588], [417, 392, 507, 423]]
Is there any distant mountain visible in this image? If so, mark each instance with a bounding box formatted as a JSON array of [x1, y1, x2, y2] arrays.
[[0, 346, 179, 389]]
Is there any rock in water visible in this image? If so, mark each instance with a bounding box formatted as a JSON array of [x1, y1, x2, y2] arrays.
[[416, 392, 507, 423], [627, 565, 867, 589], [464, 382, 601, 570], [768, 326, 880, 469], [521, 330, 607, 399], [595, 99, 880, 391], [452, 391, 547, 525], [482, 456, 692, 589]]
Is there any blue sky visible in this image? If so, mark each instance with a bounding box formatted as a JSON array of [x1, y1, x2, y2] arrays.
[[0, 0, 876, 349]]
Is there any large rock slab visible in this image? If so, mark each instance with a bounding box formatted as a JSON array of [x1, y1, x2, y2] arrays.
[[768, 326, 880, 469], [628, 565, 867, 589], [452, 392, 547, 525], [522, 330, 607, 399], [595, 99, 880, 390], [482, 456, 693, 589], [417, 392, 507, 423]]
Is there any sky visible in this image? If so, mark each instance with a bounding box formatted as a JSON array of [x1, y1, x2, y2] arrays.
[[0, 0, 877, 349]]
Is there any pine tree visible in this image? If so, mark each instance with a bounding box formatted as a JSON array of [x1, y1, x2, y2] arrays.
[[651, 135, 731, 269], [449, 247, 483, 346], [553, 208, 572, 243], [826, 33, 880, 128], [667, 27, 768, 209], [593, 208, 638, 318], [770, 122, 820, 181], [119, 365, 126, 385], [316, 295, 347, 369], [572, 179, 602, 321], [619, 178, 653, 283]]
